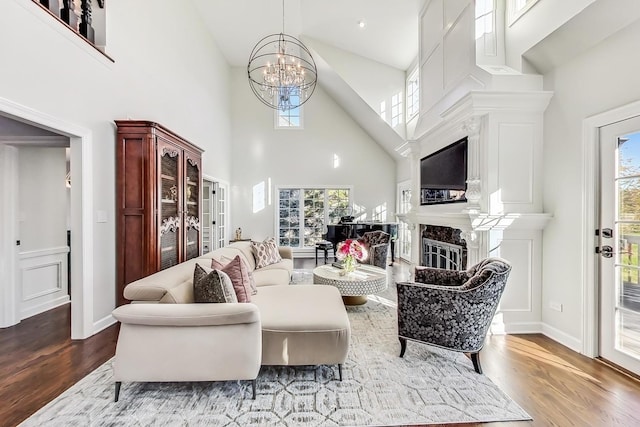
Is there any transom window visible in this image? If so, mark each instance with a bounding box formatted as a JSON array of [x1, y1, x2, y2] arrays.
[[407, 68, 419, 119], [278, 187, 351, 248]]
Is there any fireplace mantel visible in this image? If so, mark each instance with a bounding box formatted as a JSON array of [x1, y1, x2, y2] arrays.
[[397, 211, 552, 232]]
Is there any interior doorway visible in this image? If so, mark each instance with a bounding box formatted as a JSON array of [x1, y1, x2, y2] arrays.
[[598, 116, 640, 375], [0, 98, 95, 339]]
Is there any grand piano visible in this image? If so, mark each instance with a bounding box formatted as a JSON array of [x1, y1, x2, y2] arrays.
[[325, 221, 399, 263]]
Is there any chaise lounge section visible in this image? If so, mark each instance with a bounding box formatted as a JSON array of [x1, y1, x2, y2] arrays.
[[111, 241, 351, 401]]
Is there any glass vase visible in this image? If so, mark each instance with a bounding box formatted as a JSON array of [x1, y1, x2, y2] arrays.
[[343, 255, 357, 274]]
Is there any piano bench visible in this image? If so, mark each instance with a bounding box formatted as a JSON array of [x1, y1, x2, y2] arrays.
[[315, 241, 335, 265]]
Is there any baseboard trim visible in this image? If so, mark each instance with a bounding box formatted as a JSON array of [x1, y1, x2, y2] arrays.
[[500, 321, 543, 334], [93, 313, 116, 335], [20, 296, 70, 320], [541, 322, 582, 353], [497, 320, 582, 352]]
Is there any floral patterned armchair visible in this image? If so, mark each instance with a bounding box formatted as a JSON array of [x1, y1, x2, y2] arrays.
[[358, 230, 391, 269], [396, 257, 511, 374]]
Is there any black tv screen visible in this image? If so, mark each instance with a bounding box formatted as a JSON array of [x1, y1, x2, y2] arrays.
[[420, 137, 468, 205]]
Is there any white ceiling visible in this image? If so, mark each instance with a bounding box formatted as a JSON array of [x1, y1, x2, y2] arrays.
[[191, 0, 424, 70]]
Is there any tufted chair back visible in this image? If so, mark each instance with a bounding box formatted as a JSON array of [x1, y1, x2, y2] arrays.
[[396, 257, 512, 374]]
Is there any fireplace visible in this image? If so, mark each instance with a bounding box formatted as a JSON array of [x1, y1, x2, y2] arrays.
[[420, 225, 467, 270]]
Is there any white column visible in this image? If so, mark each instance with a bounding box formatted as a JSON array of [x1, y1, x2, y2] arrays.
[[406, 140, 421, 269], [462, 116, 482, 211]]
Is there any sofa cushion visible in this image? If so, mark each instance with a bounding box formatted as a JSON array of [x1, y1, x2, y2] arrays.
[[211, 255, 254, 301], [252, 285, 350, 365], [228, 241, 258, 271], [253, 266, 292, 288], [204, 246, 254, 271], [123, 258, 199, 302], [252, 237, 283, 268], [193, 264, 237, 303]]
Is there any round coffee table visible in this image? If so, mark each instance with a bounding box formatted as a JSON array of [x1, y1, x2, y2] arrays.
[[313, 264, 387, 305]]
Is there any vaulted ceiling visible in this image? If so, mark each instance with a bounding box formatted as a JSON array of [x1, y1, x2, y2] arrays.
[[191, 0, 424, 71], [191, 0, 424, 160]]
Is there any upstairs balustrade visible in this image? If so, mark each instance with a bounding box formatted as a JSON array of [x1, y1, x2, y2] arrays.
[[34, 0, 104, 45]]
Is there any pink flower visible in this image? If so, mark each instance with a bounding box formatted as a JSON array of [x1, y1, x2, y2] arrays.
[[336, 239, 368, 262]]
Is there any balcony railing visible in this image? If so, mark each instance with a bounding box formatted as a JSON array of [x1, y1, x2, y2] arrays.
[[34, 0, 104, 45]]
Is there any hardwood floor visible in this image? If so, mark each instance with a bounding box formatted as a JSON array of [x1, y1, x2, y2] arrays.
[[0, 304, 119, 427], [1, 260, 639, 426]]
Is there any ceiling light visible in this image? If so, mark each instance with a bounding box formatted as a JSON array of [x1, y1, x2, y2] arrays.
[[358, 20, 366, 29], [247, 0, 318, 111]]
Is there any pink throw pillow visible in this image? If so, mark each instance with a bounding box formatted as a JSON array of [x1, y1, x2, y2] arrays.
[[211, 255, 252, 302]]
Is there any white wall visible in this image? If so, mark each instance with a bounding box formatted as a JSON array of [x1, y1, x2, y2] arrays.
[[542, 20, 640, 342], [306, 38, 407, 139], [229, 68, 396, 242], [17, 147, 67, 252], [0, 0, 232, 325], [504, 0, 596, 72]]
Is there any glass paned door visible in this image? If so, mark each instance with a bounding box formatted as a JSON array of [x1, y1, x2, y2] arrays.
[[279, 189, 300, 247], [398, 187, 412, 261], [599, 117, 640, 375], [277, 187, 351, 249], [304, 189, 325, 247], [216, 183, 227, 249], [158, 146, 180, 270]]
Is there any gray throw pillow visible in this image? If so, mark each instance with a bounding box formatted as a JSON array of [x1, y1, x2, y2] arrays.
[[193, 263, 238, 303]]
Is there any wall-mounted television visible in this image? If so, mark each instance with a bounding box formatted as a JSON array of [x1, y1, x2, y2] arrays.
[[420, 137, 468, 205]]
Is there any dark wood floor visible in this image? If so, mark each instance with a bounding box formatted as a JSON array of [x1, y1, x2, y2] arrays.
[[0, 304, 119, 427], [1, 261, 640, 427]]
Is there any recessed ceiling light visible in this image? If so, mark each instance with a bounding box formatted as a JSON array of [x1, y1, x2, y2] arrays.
[[358, 19, 366, 29]]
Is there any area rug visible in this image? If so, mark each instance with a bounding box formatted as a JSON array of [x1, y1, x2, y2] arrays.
[[20, 292, 530, 426]]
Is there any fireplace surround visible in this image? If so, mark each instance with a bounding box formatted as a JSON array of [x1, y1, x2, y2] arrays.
[[398, 91, 553, 335], [420, 225, 467, 270]]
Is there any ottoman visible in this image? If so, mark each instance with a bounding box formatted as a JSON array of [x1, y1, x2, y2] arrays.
[[251, 284, 350, 379]]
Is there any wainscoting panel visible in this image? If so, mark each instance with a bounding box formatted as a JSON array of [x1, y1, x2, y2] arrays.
[[498, 238, 533, 312], [19, 246, 70, 320], [421, 45, 444, 112], [498, 123, 534, 205], [420, 0, 442, 60], [443, 5, 474, 92], [490, 230, 543, 331]]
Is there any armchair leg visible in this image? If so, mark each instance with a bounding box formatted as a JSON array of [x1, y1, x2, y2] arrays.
[[251, 379, 256, 399], [399, 337, 407, 358], [471, 352, 482, 374], [114, 381, 121, 402], [338, 364, 343, 381]]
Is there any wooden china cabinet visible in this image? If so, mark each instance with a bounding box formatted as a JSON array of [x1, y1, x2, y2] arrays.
[[115, 121, 204, 306]]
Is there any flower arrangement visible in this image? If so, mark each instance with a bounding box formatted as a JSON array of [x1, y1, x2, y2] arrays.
[[336, 239, 368, 274]]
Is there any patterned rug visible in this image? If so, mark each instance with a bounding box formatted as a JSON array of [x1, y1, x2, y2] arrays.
[[21, 286, 530, 426]]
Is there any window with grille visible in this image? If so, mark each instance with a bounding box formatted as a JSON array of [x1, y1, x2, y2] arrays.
[[277, 187, 351, 248], [391, 93, 403, 127], [507, 0, 539, 25], [275, 89, 303, 128], [407, 68, 419, 119]]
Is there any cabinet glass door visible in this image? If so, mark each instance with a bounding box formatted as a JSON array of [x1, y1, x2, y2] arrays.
[[185, 156, 201, 260], [159, 146, 181, 270]]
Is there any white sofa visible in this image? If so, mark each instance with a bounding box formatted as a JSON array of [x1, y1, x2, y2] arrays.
[[121, 241, 293, 303], [111, 241, 350, 401]]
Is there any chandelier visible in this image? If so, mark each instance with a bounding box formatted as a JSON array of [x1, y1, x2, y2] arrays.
[[247, 0, 317, 111]]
